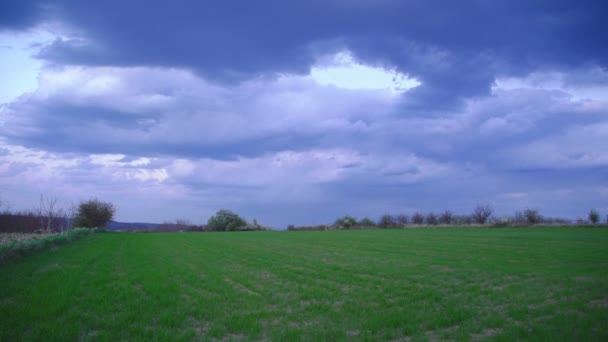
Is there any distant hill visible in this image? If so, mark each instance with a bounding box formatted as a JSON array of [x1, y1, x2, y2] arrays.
[[104, 221, 162, 231]]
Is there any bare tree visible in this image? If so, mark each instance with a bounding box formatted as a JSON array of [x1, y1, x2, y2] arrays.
[[426, 212, 439, 225], [439, 210, 454, 224], [411, 212, 424, 224], [396, 214, 409, 226], [524, 208, 542, 225], [378, 214, 397, 228], [59, 202, 77, 233], [472, 204, 493, 224], [0, 194, 10, 215], [38, 195, 60, 233]]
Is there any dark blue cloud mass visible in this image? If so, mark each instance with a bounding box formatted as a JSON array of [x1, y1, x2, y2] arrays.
[[2, 0, 607, 107]]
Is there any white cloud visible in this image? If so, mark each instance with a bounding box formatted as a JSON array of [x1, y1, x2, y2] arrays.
[[2, 64, 402, 150], [0, 29, 56, 104], [309, 50, 421, 94]]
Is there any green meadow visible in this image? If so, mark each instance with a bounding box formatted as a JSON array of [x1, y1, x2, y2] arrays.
[[1, 228, 607, 341]]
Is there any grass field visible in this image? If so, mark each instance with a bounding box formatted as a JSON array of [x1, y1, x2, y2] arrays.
[[1, 228, 607, 341]]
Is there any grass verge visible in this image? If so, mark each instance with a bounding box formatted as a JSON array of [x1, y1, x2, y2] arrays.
[[0, 228, 93, 264]]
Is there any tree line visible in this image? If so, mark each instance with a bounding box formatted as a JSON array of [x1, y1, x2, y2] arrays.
[[288, 205, 607, 231], [0, 195, 115, 233]]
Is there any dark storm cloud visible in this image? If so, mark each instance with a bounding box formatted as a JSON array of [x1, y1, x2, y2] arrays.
[[3, 0, 606, 106], [0, 0, 43, 31]]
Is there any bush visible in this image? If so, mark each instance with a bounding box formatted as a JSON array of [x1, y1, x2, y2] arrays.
[[425, 212, 438, 225], [439, 211, 453, 225], [335, 216, 358, 229], [74, 199, 115, 228], [453, 215, 473, 225], [524, 208, 542, 225], [512, 211, 526, 225], [396, 214, 409, 226], [411, 212, 424, 225], [472, 204, 493, 224], [359, 217, 376, 227], [588, 209, 600, 224], [492, 217, 511, 227], [378, 214, 397, 228], [207, 210, 247, 231]]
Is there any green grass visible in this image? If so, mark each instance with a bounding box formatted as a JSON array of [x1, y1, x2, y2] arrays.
[[1, 228, 607, 341]]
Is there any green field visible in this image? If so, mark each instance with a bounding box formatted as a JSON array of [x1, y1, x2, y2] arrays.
[[1, 228, 607, 341]]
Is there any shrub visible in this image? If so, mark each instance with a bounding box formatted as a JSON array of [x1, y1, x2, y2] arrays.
[[492, 217, 511, 227], [524, 208, 542, 225], [238, 224, 270, 231], [425, 212, 438, 225], [588, 209, 600, 224], [378, 214, 397, 228], [359, 217, 376, 227], [335, 216, 358, 229], [472, 204, 493, 224], [207, 210, 247, 231], [453, 215, 473, 225], [512, 211, 526, 225], [74, 199, 115, 228], [396, 214, 409, 226], [411, 212, 424, 225], [439, 211, 454, 225]]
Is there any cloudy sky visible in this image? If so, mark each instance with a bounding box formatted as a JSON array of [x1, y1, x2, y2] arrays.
[[1, 1, 607, 227]]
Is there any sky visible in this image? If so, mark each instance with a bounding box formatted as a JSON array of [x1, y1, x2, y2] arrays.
[[0, 0, 607, 227]]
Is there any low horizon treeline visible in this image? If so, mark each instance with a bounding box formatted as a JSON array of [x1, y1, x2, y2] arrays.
[[0, 195, 78, 233], [0, 212, 73, 233], [2, 195, 606, 233], [287, 206, 607, 231], [0, 196, 114, 233]]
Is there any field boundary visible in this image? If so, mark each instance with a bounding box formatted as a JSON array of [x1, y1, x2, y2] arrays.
[[0, 228, 94, 265]]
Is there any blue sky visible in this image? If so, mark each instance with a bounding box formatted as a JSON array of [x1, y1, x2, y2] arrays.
[[0, 0, 607, 227]]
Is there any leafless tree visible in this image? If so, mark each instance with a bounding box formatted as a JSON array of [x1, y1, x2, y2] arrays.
[[59, 202, 77, 233], [439, 210, 454, 224], [426, 212, 439, 225], [38, 195, 60, 233], [472, 204, 493, 224], [396, 214, 409, 225], [411, 212, 424, 224], [523, 208, 542, 224]]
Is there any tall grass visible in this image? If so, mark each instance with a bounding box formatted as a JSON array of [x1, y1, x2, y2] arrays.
[[0, 228, 92, 264]]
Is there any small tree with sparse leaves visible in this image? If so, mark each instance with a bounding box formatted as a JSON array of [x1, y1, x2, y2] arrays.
[[359, 217, 376, 227], [472, 204, 493, 224], [439, 210, 454, 225], [335, 216, 358, 229], [426, 212, 439, 225], [74, 199, 115, 228], [524, 208, 542, 225], [378, 214, 397, 228], [412, 212, 424, 225], [588, 209, 600, 225]]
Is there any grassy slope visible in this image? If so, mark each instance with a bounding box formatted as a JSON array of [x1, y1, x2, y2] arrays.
[[1, 228, 607, 341]]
